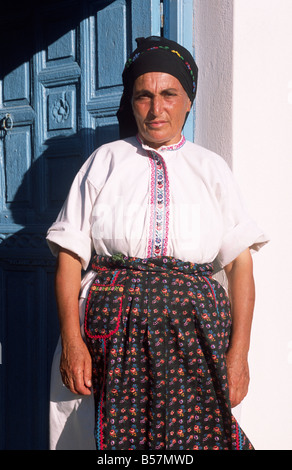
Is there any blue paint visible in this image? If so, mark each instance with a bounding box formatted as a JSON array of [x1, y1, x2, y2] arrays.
[[0, 0, 194, 449]]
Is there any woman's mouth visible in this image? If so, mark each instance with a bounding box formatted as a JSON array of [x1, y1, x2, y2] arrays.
[[147, 121, 167, 128]]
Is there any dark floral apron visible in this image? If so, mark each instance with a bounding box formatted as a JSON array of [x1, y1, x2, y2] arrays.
[[84, 254, 253, 450]]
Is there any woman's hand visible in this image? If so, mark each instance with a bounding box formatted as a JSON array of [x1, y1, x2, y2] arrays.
[[55, 248, 92, 395], [226, 347, 250, 408], [60, 337, 92, 395], [224, 249, 255, 408]]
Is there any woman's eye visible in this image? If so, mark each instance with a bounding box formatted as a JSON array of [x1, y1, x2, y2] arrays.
[[135, 94, 150, 101], [164, 91, 177, 97]]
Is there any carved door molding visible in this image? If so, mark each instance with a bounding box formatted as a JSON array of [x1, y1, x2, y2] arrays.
[[0, 0, 161, 449]]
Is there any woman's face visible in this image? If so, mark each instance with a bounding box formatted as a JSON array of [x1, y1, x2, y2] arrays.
[[132, 72, 191, 149]]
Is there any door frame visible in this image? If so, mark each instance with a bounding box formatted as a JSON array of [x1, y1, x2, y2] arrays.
[[163, 0, 196, 142]]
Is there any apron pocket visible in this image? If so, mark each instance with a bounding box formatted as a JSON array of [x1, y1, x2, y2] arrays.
[[84, 280, 124, 339]]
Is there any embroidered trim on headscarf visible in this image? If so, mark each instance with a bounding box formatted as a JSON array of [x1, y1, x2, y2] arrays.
[[124, 45, 197, 95]]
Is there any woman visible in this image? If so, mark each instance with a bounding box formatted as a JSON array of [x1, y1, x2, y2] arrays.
[[47, 36, 268, 450]]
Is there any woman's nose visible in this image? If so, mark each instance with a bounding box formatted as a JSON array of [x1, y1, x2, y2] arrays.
[[151, 96, 163, 115]]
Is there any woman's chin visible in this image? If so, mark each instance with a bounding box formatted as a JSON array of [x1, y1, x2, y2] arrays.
[[140, 130, 179, 149]]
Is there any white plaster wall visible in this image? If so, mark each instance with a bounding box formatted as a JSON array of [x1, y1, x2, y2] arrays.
[[194, 0, 292, 450], [193, 0, 234, 166]]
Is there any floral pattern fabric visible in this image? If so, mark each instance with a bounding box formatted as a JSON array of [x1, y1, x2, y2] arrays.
[[84, 254, 253, 450]]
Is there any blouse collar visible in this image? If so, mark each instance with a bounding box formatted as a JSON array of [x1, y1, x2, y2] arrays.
[[136, 134, 186, 153]]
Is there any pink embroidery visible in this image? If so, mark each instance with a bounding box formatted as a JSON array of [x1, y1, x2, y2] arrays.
[[147, 157, 156, 257], [147, 151, 170, 257], [136, 134, 186, 152], [84, 285, 124, 340], [159, 135, 186, 151], [84, 269, 124, 340], [202, 276, 217, 305], [99, 338, 106, 450], [136, 134, 185, 258]]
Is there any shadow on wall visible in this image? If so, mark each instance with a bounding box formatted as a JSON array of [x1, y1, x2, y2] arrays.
[[1, 127, 119, 228], [0, 124, 119, 449], [0, 124, 119, 357], [0, 0, 117, 79], [0, 1, 120, 451]]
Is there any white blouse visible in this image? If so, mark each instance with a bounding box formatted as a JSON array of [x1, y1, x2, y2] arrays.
[[47, 135, 267, 277], [46, 135, 269, 450]]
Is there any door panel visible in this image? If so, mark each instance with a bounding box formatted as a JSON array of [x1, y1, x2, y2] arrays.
[[96, 2, 128, 87], [0, 0, 161, 450], [5, 128, 32, 204]]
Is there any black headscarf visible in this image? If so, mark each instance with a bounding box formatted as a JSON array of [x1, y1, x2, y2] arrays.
[[117, 36, 198, 139]]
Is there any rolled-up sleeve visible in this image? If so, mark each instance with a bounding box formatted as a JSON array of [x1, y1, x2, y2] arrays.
[[215, 160, 269, 268], [46, 169, 99, 270]]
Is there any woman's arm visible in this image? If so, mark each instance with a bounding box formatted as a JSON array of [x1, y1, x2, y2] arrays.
[[55, 248, 92, 395], [224, 248, 255, 408]]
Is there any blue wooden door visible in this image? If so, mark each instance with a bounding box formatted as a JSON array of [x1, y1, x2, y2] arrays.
[[0, 0, 161, 449]]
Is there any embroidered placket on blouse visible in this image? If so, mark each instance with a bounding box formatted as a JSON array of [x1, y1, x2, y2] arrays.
[[147, 150, 170, 257], [139, 135, 186, 258]]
